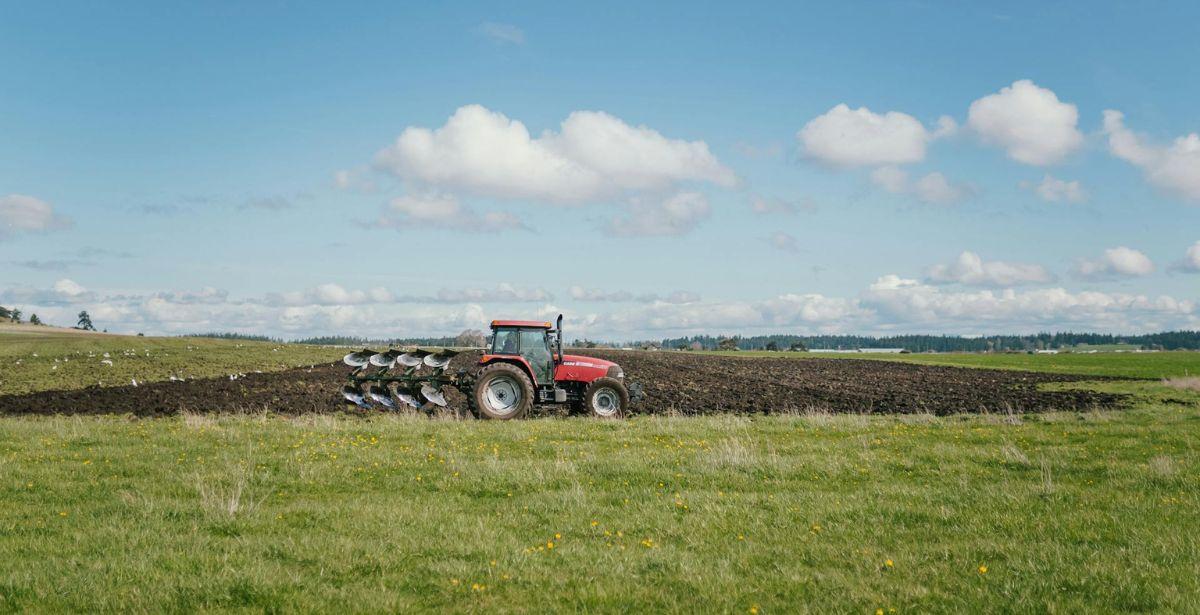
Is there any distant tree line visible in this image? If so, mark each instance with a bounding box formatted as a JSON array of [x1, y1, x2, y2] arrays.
[[188, 332, 279, 342], [644, 330, 1200, 352]]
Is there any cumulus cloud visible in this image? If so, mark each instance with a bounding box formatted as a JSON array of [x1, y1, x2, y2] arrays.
[[265, 283, 552, 307], [373, 105, 735, 204], [1021, 174, 1086, 203], [430, 284, 552, 303], [606, 191, 711, 236], [798, 104, 951, 167], [749, 194, 816, 215], [926, 251, 1055, 287], [1171, 241, 1200, 273], [967, 80, 1083, 166], [862, 274, 1193, 332], [477, 22, 525, 45], [5, 275, 1196, 338], [376, 193, 525, 233], [869, 166, 971, 205], [1072, 246, 1156, 280], [1102, 110, 1200, 203], [0, 278, 95, 305], [569, 286, 700, 304], [0, 194, 72, 239], [266, 284, 395, 307]]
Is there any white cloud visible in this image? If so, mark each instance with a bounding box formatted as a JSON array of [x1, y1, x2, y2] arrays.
[[0, 278, 95, 306], [1073, 246, 1156, 280], [5, 275, 1196, 339], [967, 80, 1083, 165], [926, 251, 1055, 287], [1021, 174, 1086, 203], [477, 22, 525, 45], [1173, 241, 1200, 273], [798, 104, 938, 167], [0, 194, 72, 239], [432, 284, 551, 303], [266, 284, 395, 307], [869, 166, 971, 205], [862, 275, 1193, 332], [373, 105, 734, 204], [749, 194, 815, 215], [569, 287, 699, 304], [1102, 110, 1200, 203], [767, 231, 801, 254], [606, 191, 711, 236], [377, 193, 524, 233], [154, 287, 230, 304]]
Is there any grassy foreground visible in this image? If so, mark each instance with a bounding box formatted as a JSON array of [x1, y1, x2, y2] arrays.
[[3, 400, 1199, 612]]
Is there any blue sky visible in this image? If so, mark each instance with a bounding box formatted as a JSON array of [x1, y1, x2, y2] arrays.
[[2, 1, 1199, 339]]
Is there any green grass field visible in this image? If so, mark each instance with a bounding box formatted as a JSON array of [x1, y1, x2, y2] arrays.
[[0, 325, 344, 395], [3, 329, 1200, 611], [704, 349, 1200, 380]]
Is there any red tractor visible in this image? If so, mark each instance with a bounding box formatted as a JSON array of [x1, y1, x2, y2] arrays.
[[341, 314, 640, 418]]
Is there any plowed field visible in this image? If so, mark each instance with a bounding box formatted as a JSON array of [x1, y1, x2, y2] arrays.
[[0, 350, 1126, 416]]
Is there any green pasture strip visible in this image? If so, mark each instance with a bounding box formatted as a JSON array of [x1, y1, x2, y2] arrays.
[[699, 349, 1200, 380], [0, 330, 345, 395], [2, 400, 1198, 612]]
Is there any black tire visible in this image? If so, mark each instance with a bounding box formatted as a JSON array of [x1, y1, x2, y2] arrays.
[[584, 377, 629, 418], [473, 363, 534, 420]]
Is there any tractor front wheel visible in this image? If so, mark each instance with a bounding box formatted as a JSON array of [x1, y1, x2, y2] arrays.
[[473, 363, 534, 419], [584, 377, 629, 418]]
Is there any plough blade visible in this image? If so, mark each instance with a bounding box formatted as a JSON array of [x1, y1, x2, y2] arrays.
[[342, 349, 375, 368], [368, 384, 396, 409], [421, 383, 448, 407]]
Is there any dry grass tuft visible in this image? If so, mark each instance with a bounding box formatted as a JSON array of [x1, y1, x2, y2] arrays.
[[1163, 376, 1200, 392], [1148, 454, 1177, 477]]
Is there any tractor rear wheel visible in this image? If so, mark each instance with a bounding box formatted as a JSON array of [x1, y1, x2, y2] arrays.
[[584, 377, 629, 418], [473, 363, 533, 419]]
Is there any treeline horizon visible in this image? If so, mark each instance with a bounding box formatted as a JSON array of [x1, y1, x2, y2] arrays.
[[181, 329, 1200, 352], [631, 330, 1200, 352]]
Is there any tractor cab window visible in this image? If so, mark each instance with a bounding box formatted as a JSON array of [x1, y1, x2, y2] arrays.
[[520, 329, 553, 383], [492, 328, 520, 355]]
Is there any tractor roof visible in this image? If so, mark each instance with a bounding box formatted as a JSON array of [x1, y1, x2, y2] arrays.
[[491, 319, 552, 329]]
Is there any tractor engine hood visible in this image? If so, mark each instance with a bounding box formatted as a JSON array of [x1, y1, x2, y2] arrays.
[[555, 354, 624, 382], [559, 354, 618, 369]]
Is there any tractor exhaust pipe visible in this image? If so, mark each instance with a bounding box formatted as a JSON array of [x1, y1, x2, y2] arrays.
[[556, 314, 564, 363]]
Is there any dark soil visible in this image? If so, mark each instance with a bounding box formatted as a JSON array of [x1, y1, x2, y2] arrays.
[[0, 350, 1128, 417]]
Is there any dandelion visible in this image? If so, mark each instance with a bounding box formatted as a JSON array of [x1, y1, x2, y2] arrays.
[[591, 520, 599, 527], [749, 606, 759, 614], [450, 578, 460, 586], [885, 559, 894, 569], [59, 511, 68, 517], [547, 541, 555, 550], [978, 565, 988, 574]]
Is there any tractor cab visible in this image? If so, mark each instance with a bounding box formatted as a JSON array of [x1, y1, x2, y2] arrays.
[[487, 319, 560, 388]]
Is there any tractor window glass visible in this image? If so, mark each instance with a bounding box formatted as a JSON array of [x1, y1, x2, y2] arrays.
[[520, 329, 553, 383], [492, 329, 520, 354]]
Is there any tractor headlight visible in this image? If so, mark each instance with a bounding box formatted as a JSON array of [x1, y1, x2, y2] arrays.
[[607, 366, 624, 379]]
